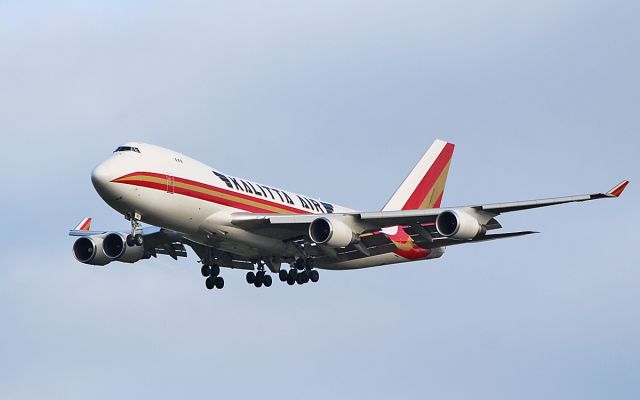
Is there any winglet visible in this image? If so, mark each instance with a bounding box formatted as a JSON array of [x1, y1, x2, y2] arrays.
[[74, 217, 92, 231], [606, 180, 629, 198]]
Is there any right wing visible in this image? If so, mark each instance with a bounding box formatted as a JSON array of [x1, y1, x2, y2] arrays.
[[230, 180, 629, 240]]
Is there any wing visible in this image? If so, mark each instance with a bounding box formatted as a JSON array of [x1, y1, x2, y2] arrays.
[[141, 229, 188, 260], [230, 180, 629, 240]]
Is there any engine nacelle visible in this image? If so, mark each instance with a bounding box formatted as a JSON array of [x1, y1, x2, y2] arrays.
[[309, 217, 358, 248], [103, 233, 145, 263], [436, 210, 485, 240], [72, 236, 111, 266]]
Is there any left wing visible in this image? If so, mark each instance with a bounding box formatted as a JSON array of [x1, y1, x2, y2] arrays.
[[68, 219, 187, 260], [141, 229, 188, 260]]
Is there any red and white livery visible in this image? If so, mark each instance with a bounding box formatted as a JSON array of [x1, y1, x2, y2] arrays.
[[69, 141, 628, 290]]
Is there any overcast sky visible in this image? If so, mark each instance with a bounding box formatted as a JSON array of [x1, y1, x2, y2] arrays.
[[1, 1, 638, 399]]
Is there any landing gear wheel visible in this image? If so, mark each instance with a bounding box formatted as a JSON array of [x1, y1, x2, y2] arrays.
[[300, 271, 310, 284], [210, 265, 220, 277], [288, 269, 298, 280], [296, 274, 304, 285], [205, 276, 215, 290], [287, 276, 295, 285], [134, 234, 144, 246], [246, 271, 255, 284], [310, 270, 320, 283], [214, 276, 224, 289], [263, 275, 273, 287], [279, 270, 288, 282], [254, 278, 263, 288], [294, 258, 306, 271], [126, 234, 135, 247], [201, 264, 211, 277]]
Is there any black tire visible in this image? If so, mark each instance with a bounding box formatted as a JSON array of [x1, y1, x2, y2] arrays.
[[246, 271, 255, 284], [296, 274, 304, 285], [295, 258, 305, 271], [301, 271, 309, 284], [214, 276, 224, 289], [287, 276, 295, 285], [201, 264, 211, 277], [264, 275, 272, 287], [288, 269, 298, 280], [310, 270, 319, 283], [134, 234, 144, 246], [254, 279, 263, 288], [126, 234, 135, 247], [210, 265, 220, 277], [256, 271, 265, 281], [278, 269, 288, 282], [205, 276, 215, 290]]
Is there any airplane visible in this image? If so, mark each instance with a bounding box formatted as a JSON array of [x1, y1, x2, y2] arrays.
[[70, 140, 629, 291]]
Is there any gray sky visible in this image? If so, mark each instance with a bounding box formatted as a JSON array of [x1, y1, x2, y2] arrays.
[[1, 1, 639, 399]]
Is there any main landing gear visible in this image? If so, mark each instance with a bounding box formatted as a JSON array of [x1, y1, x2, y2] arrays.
[[246, 262, 273, 288], [278, 258, 320, 286], [201, 263, 224, 290]]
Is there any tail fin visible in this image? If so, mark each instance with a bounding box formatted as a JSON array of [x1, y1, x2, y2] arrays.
[[73, 217, 92, 231], [382, 140, 455, 211]]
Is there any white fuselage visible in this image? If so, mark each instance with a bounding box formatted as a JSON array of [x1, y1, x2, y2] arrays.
[[91, 143, 442, 270]]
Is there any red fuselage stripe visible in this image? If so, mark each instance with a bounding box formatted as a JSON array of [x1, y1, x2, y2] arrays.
[[113, 172, 311, 214]]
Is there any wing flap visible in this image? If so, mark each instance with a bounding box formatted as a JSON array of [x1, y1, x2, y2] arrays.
[[151, 242, 188, 259], [432, 231, 537, 247]]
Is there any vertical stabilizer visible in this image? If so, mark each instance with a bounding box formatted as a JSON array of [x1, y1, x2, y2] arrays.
[[382, 140, 455, 211]]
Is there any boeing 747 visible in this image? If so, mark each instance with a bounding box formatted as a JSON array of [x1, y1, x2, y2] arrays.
[[70, 140, 628, 291]]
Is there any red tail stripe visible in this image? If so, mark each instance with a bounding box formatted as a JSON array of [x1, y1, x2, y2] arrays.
[[402, 143, 454, 210]]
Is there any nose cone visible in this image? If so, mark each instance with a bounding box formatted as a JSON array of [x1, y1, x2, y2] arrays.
[[91, 161, 118, 200]]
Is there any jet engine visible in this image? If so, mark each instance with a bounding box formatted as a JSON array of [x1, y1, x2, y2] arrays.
[[435, 210, 486, 240], [309, 217, 358, 248], [103, 233, 145, 263], [72, 236, 111, 266]]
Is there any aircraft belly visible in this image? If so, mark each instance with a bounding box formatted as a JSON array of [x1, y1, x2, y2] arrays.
[[318, 247, 445, 270], [319, 253, 411, 270]]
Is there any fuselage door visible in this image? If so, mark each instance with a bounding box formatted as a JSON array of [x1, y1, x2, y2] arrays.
[[166, 175, 175, 194]]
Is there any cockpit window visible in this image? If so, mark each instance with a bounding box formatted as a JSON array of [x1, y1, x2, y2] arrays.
[[114, 146, 141, 153]]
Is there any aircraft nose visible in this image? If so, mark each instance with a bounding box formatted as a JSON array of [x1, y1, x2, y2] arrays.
[[91, 162, 111, 189], [91, 161, 119, 199]]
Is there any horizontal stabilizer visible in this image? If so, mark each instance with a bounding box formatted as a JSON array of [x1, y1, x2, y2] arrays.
[[74, 217, 92, 231]]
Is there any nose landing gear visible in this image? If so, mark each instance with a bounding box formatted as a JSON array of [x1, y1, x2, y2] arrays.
[[125, 213, 144, 247], [126, 234, 144, 247]]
